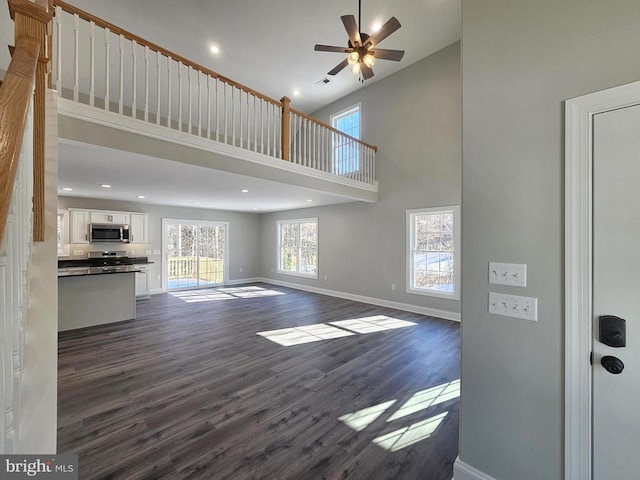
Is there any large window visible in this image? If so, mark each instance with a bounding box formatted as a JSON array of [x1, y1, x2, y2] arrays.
[[331, 104, 361, 176], [407, 206, 460, 299], [277, 218, 318, 278]]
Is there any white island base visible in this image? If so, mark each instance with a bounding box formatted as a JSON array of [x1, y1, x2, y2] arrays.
[[59, 272, 136, 331]]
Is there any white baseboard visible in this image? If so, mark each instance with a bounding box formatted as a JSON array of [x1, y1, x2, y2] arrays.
[[150, 288, 163, 295], [258, 277, 461, 322], [453, 458, 496, 480], [226, 277, 263, 286]]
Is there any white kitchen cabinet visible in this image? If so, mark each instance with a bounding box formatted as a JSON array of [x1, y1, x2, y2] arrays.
[[90, 211, 130, 224], [135, 265, 150, 298], [70, 209, 90, 244], [129, 213, 148, 244]]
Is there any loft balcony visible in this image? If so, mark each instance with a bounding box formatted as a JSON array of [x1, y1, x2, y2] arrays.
[[52, 1, 378, 207]]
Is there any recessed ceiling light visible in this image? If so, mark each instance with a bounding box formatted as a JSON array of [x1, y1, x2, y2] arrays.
[[61, 187, 73, 192], [293, 90, 300, 97], [240, 189, 249, 193], [372, 22, 382, 32], [306, 199, 313, 202], [252, 207, 258, 211], [194, 201, 201, 205], [210, 45, 220, 54], [100, 184, 112, 188], [137, 195, 146, 199]]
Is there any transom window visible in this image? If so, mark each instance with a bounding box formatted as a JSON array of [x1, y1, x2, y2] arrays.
[[331, 104, 361, 176], [277, 218, 318, 278], [407, 206, 460, 299]]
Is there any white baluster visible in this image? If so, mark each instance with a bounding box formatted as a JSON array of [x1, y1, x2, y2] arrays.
[[156, 51, 161, 124], [313, 122, 317, 169], [118, 34, 124, 114], [253, 95, 258, 151], [166, 58, 172, 127], [275, 105, 279, 158], [144, 46, 149, 121], [260, 100, 264, 154], [239, 90, 244, 147], [131, 40, 137, 118], [215, 78, 220, 142], [223, 83, 228, 143], [291, 114, 296, 163], [73, 14, 79, 101], [206, 75, 211, 139], [178, 61, 183, 131], [266, 103, 271, 155], [197, 70, 202, 135], [187, 66, 192, 134], [55, 6, 62, 96], [104, 28, 110, 110], [89, 21, 95, 106], [232, 87, 236, 146]]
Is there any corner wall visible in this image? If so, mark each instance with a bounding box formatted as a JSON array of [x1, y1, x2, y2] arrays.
[[460, 1, 640, 478], [259, 42, 461, 318]]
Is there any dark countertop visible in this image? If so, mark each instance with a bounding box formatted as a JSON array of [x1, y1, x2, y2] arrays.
[[58, 257, 154, 268], [58, 265, 142, 278]]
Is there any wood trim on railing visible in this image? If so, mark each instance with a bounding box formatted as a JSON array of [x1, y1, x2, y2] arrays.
[[281, 96, 291, 161], [9, 0, 53, 242], [289, 106, 378, 152], [0, 35, 40, 243], [52, 0, 283, 108]]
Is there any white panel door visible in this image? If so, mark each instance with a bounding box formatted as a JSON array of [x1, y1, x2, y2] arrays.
[[593, 104, 640, 478]]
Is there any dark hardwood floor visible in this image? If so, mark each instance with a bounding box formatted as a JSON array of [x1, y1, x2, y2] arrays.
[[58, 283, 460, 480]]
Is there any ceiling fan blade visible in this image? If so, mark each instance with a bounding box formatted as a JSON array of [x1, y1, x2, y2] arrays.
[[365, 17, 401, 48], [361, 63, 374, 80], [315, 44, 352, 53], [327, 58, 349, 76], [371, 48, 405, 61], [341, 14, 362, 46]]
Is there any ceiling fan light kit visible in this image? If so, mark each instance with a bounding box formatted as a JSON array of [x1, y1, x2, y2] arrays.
[[314, 0, 405, 81]]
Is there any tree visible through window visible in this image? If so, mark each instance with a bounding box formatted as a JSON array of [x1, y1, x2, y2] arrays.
[[407, 206, 460, 299], [331, 104, 360, 176], [278, 218, 318, 278]]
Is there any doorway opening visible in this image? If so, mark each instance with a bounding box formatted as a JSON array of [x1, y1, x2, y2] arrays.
[[162, 219, 229, 291]]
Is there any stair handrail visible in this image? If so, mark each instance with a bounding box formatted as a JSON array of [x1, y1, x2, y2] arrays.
[[0, 35, 41, 243]]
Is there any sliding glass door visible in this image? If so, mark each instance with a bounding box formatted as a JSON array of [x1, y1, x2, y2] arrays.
[[162, 219, 228, 291]]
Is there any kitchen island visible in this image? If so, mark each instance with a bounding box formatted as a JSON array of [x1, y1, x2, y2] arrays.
[[58, 266, 140, 331]]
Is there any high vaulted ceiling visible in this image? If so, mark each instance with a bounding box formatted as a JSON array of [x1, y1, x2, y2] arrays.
[[67, 0, 460, 114], [9, 0, 461, 212]]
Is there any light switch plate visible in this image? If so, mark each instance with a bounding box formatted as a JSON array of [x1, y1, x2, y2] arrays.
[[489, 262, 527, 287], [152, 249, 161, 255], [488, 292, 537, 321]]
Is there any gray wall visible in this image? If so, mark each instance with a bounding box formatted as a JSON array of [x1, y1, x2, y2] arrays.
[[57, 197, 262, 291], [260, 42, 461, 316], [460, 1, 640, 478]]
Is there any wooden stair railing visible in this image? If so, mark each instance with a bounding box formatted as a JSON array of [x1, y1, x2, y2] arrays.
[[1, 0, 53, 243]]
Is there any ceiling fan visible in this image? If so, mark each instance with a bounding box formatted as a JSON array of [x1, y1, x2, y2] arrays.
[[314, 0, 405, 81]]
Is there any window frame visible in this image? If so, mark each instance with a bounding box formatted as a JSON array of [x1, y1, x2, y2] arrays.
[[276, 217, 319, 279], [330, 103, 362, 177], [406, 205, 460, 300]]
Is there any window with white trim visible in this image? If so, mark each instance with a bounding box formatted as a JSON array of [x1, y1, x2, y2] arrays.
[[277, 218, 318, 278], [407, 206, 460, 299], [331, 104, 361, 176]]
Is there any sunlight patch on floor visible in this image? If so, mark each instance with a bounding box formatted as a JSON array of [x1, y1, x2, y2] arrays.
[[373, 412, 449, 452], [257, 324, 355, 346], [337, 400, 397, 432], [330, 315, 416, 334], [170, 286, 285, 302], [387, 379, 460, 422]]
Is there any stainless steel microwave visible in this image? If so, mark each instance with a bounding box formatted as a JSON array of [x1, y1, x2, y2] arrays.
[[89, 224, 130, 243]]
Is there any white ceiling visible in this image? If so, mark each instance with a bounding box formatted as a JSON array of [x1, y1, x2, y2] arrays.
[[57, 0, 461, 212]]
